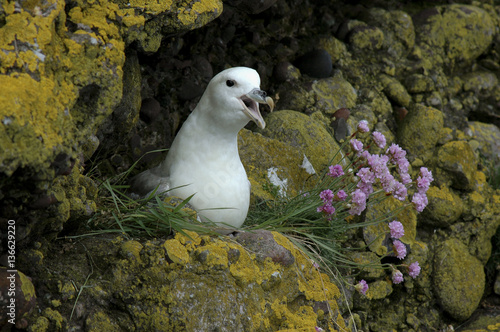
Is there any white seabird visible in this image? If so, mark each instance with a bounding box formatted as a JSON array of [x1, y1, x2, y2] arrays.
[[130, 67, 274, 229]]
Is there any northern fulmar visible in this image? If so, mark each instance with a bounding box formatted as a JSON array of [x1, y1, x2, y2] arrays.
[[130, 67, 274, 229]]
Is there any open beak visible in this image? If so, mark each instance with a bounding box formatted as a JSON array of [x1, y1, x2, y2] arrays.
[[239, 88, 274, 129]]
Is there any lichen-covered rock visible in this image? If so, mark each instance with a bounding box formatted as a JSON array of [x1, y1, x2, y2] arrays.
[[279, 75, 357, 115], [420, 185, 463, 227], [413, 5, 495, 69], [117, 0, 223, 52], [312, 76, 358, 115], [437, 140, 477, 191], [349, 252, 385, 280], [462, 71, 499, 93], [379, 74, 412, 107], [397, 105, 444, 161], [404, 74, 435, 93], [259, 110, 343, 172], [238, 129, 314, 201], [365, 280, 393, 300], [433, 238, 485, 321], [358, 8, 415, 58], [347, 25, 384, 51], [468, 121, 500, 161], [27, 231, 346, 331]]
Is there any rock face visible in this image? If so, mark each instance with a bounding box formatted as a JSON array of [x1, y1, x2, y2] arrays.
[[2, 0, 500, 331], [25, 231, 346, 331], [413, 5, 495, 69], [433, 239, 485, 321]]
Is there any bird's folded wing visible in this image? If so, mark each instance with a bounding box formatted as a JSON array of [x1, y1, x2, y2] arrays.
[[129, 166, 169, 198]]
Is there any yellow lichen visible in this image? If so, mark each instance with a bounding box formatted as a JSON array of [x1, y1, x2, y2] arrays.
[[128, 0, 174, 14], [177, 0, 223, 27], [42, 308, 64, 329], [19, 270, 36, 303], [163, 238, 190, 265], [120, 240, 144, 263]]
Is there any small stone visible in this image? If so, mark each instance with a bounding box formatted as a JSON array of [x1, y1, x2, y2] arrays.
[[404, 74, 435, 93], [421, 185, 463, 227], [234, 230, 295, 266], [178, 78, 204, 101], [225, 0, 277, 14], [437, 140, 477, 191], [397, 105, 444, 161], [434, 238, 485, 321], [347, 25, 384, 51], [379, 74, 411, 107], [312, 76, 357, 115]]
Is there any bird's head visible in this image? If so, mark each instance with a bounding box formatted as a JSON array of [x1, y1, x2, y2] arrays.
[[202, 67, 274, 130]]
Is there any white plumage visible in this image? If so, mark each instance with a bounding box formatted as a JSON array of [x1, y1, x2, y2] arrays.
[[130, 67, 274, 229]]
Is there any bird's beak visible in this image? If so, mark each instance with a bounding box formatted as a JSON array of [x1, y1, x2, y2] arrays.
[[240, 88, 274, 129]]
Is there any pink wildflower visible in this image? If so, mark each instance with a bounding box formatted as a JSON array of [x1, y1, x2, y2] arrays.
[[367, 154, 390, 178], [408, 261, 421, 279], [315, 327, 325, 332], [412, 191, 429, 212], [386, 143, 406, 162], [393, 240, 407, 259], [357, 167, 375, 183], [349, 189, 367, 215], [416, 167, 433, 193], [357, 181, 374, 195], [319, 189, 334, 203], [392, 270, 404, 284], [396, 157, 410, 175], [357, 168, 375, 195], [355, 279, 369, 296], [360, 150, 371, 160], [400, 172, 412, 185], [380, 172, 396, 193], [357, 120, 370, 133], [328, 164, 344, 178], [372, 131, 386, 149], [388, 221, 404, 239], [392, 181, 408, 201], [335, 190, 348, 201], [317, 203, 335, 216], [350, 139, 364, 154]]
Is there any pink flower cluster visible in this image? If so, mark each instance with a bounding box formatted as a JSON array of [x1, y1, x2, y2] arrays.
[[412, 167, 433, 212], [328, 164, 344, 178], [389, 221, 407, 259], [311, 121, 429, 289], [392, 262, 421, 284], [316, 121, 434, 219], [317, 189, 336, 217], [355, 279, 369, 295], [387, 221, 422, 284]]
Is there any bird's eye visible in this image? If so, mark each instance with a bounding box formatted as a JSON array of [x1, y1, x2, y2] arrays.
[[226, 80, 235, 87]]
